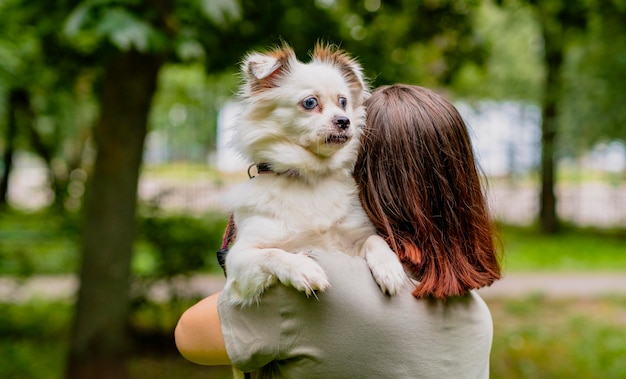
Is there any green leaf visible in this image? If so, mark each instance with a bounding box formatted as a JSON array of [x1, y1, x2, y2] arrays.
[[96, 7, 154, 51], [199, 0, 241, 27], [63, 2, 92, 37], [175, 38, 205, 61]]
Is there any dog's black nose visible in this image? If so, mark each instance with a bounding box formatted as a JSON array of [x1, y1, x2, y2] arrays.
[[333, 116, 350, 130]]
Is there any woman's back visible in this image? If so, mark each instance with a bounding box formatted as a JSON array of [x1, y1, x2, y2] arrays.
[[218, 251, 493, 379]]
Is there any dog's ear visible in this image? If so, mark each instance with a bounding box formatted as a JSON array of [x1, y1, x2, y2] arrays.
[[241, 45, 296, 96], [312, 43, 369, 105]]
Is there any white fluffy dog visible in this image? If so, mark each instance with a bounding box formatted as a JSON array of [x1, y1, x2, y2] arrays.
[[223, 43, 406, 305]]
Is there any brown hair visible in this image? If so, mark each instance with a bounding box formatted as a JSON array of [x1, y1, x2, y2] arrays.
[[354, 84, 502, 299]]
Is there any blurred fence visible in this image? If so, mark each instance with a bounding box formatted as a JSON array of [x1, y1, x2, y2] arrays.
[[138, 174, 626, 228], [486, 181, 626, 227], [8, 153, 626, 228]]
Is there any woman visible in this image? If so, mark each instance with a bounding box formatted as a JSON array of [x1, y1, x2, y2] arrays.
[[175, 84, 502, 378]]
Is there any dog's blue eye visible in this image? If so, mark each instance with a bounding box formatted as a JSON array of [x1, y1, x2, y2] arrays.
[[339, 97, 347, 109], [302, 97, 317, 110]]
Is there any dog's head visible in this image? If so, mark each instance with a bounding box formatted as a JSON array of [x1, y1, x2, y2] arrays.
[[232, 42, 369, 179]]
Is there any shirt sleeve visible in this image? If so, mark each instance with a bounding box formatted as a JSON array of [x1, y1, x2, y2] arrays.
[[218, 284, 290, 372]]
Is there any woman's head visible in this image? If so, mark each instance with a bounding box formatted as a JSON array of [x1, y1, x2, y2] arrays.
[[354, 84, 501, 299]]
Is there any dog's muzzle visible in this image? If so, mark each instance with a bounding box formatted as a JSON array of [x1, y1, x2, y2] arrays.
[[325, 134, 350, 144]]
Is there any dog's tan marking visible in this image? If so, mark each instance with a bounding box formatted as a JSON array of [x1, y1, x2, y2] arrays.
[[312, 42, 367, 106]]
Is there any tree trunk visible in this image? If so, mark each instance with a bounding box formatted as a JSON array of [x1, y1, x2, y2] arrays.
[[66, 49, 163, 379], [538, 20, 564, 234]]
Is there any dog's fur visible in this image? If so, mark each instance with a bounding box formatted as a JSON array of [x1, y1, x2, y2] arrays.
[[223, 43, 406, 305]]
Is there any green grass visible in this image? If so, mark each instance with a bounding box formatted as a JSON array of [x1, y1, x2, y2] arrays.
[[489, 296, 626, 378], [1, 298, 625, 379], [499, 224, 626, 272], [0, 302, 70, 379], [487, 168, 624, 186]]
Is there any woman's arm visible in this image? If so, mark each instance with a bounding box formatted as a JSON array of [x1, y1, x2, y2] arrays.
[[174, 292, 231, 365]]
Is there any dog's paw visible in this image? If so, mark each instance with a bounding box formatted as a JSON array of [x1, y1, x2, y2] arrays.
[[222, 270, 276, 306], [274, 252, 330, 296], [363, 235, 407, 296], [223, 250, 329, 305], [369, 258, 406, 296]]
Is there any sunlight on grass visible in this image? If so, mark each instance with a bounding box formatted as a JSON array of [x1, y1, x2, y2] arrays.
[[499, 225, 626, 272], [141, 162, 217, 180]]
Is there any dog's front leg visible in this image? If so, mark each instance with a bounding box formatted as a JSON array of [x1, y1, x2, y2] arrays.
[[224, 246, 330, 306], [361, 235, 407, 295]]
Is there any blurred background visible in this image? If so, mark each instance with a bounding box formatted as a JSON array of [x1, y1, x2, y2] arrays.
[[0, 0, 625, 378]]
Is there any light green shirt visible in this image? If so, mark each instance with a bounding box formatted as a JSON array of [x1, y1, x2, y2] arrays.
[[218, 252, 493, 379]]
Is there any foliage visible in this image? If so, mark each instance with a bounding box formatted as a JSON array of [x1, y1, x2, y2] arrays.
[[483, 0, 626, 155], [0, 209, 228, 277], [320, 0, 488, 87], [148, 65, 238, 162], [138, 211, 227, 278], [453, 0, 543, 101], [560, 0, 626, 150], [500, 0, 592, 233], [0, 0, 99, 210], [0, 209, 80, 276]]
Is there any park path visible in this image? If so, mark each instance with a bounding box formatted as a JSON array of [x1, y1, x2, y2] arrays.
[[1, 273, 626, 303], [477, 272, 626, 299]]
